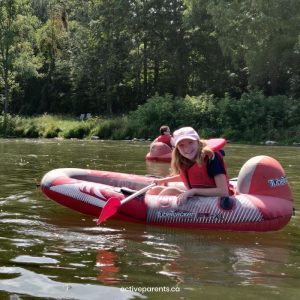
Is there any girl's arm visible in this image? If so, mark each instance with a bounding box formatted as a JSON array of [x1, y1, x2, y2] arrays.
[[154, 174, 181, 186], [177, 174, 229, 205], [188, 174, 229, 197]]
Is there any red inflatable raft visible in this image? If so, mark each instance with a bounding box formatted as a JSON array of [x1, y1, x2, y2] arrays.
[[146, 142, 172, 162], [40, 155, 293, 231]]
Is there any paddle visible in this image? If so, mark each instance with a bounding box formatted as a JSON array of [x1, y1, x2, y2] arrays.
[[97, 182, 156, 225]]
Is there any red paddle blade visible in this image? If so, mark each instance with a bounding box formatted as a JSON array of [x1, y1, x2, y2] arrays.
[[97, 197, 121, 225]]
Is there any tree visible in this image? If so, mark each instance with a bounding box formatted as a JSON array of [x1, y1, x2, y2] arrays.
[[35, 0, 73, 113], [0, 0, 40, 117], [68, 0, 134, 114], [183, 0, 232, 97], [207, 0, 300, 96]]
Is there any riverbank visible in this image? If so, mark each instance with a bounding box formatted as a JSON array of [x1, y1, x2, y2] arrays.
[[1, 90, 300, 146], [0, 113, 300, 146]]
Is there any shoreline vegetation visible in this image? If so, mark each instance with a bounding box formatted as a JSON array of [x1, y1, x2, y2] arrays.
[[0, 93, 299, 146]]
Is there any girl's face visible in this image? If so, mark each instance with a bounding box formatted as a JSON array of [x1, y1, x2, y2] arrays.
[[176, 139, 199, 160]]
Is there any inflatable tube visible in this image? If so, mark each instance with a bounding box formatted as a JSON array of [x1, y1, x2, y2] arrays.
[[146, 142, 172, 162], [40, 155, 293, 231], [146, 138, 227, 162]]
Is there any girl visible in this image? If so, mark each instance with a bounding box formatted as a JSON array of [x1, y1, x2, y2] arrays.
[[150, 127, 230, 205]]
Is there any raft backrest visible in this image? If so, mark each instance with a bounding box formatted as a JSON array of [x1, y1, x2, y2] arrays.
[[236, 155, 292, 200]]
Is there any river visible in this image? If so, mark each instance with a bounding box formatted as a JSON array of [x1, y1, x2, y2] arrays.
[[0, 139, 299, 300]]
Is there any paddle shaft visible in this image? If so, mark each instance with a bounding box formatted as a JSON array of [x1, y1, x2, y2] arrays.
[[120, 182, 156, 205], [97, 182, 156, 224]]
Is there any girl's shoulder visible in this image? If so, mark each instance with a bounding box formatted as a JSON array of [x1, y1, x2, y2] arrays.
[[207, 151, 226, 176], [208, 150, 225, 162]]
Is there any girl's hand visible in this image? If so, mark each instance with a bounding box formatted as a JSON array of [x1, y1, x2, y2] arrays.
[[153, 178, 167, 186], [176, 190, 193, 205], [153, 175, 180, 186]]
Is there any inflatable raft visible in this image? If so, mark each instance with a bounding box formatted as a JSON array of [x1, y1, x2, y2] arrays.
[[146, 141, 172, 162], [146, 138, 227, 162], [40, 155, 293, 231]]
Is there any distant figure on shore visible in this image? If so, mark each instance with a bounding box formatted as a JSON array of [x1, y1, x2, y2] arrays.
[[79, 113, 92, 121]]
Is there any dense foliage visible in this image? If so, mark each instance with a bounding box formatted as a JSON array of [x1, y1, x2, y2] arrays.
[[0, 0, 299, 143], [1, 92, 299, 143]]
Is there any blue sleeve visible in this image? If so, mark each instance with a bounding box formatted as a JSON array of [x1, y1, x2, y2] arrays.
[[207, 152, 226, 178]]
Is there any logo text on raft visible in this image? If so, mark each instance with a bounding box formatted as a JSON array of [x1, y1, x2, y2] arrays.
[[157, 211, 224, 220], [158, 211, 197, 218], [268, 176, 288, 187]]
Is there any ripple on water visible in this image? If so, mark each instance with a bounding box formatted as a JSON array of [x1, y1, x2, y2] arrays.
[[0, 267, 143, 300], [11, 255, 59, 265], [8, 237, 43, 248], [2, 191, 32, 200], [0, 218, 43, 226]]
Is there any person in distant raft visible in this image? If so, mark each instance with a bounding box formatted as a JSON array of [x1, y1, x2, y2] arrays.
[[149, 127, 231, 205], [152, 125, 174, 148]]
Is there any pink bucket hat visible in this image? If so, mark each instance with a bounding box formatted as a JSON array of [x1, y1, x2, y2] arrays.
[[173, 127, 200, 147]]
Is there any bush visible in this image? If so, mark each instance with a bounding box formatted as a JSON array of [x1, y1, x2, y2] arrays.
[[62, 123, 90, 139], [91, 118, 126, 139], [23, 123, 40, 138], [128, 94, 178, 138], [0, 114, 21, 137], [43, 126, 61, 138], [127, 93, 220, 139]]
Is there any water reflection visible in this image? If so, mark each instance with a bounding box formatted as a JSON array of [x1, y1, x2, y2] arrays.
[[133, 226, 293, 289], [232, 245, 289, 287], [85, 220, 293, 291], [92, 222, 184, 288], [145, 160, 171, 177], [96, 249, 121, 284]]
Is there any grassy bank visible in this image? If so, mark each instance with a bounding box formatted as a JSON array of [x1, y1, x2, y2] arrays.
[[1, 92, 299, 145], [0, 113, 298, 146], [0, 114, 130, 140]]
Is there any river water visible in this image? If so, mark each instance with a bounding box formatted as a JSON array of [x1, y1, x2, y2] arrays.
[[0, 139, 299, 300]]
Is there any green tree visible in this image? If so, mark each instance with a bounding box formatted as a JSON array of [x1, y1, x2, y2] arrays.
[[207, 0, 300, 96], [131, 0, 189, 98], [0, 0, 40, 117], [36, 0, 72, 113], [69, 0, 133, 114], [184, 0, 232, 97]]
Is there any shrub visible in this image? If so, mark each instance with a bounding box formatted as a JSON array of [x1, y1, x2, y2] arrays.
[[62, 123, 90, 139], [23, 123, 40, 138], [0, 114, 22, 137], [128, 94, 177, 138], [43, 126, 61, 138], [91, 118, 123, 139]]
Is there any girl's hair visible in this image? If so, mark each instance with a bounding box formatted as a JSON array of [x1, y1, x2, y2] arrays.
[[159, 125, 170, 135], [170, 140, 213, 175]]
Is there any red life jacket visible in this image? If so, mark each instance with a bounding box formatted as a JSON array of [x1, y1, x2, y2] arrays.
[[156, 135, 172, 148], [180, 157, 215, 189], [180, 152, 233, 194]]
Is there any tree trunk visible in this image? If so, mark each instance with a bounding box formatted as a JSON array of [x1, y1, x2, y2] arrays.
[[153, 50, 159, 93], [143, 39, 148, 101]]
